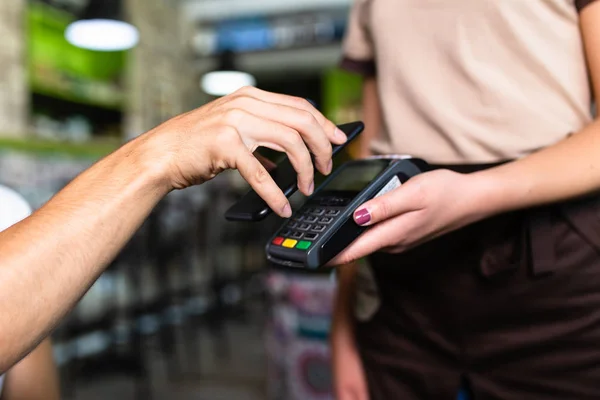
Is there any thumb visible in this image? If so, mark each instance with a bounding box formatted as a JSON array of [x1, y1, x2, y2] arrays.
[[353, 186, 416, 227]]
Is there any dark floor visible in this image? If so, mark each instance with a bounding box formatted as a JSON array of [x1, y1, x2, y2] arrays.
[[65, 316, 268, 400]]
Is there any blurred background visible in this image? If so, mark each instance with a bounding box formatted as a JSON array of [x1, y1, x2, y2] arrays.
[[0, 0, 365, 399]]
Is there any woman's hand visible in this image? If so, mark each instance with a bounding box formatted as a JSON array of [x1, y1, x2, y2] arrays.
[[140, 86, 347, 218], [331, 170, 491, 264]]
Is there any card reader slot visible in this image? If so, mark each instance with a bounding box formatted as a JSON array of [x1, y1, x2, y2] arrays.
[[268, 246, 307, 263], [267, 254, 306, 269]]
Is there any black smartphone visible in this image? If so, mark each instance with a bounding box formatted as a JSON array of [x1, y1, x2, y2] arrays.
[[224, 121, 365, 222]]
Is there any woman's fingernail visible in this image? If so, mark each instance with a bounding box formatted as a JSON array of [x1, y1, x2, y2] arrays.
[[308, 182, 315, 195], [354, 208, 371, 225], [282, 203, 292, 218], [327, 160, 333, 174], [335, 128, 347, 142]]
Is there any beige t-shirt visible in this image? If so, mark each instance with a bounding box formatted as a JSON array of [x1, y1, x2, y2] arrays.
[[341, 0, 597, 164]]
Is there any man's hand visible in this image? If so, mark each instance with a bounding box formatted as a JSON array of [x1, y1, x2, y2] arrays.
[[0, 87, 345, 373], [142, 86, 347, 217]]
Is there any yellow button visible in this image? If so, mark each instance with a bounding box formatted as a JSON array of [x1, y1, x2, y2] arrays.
[[282, 239, 298, 248]]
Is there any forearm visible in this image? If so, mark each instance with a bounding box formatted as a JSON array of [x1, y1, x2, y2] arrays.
[[471, 4, 600, 217], [472, 118, 600, 218], [0, 136, 168, 373]]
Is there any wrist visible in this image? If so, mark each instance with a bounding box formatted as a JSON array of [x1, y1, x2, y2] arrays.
[[465, 166, 521, 220], [123, 134, 174, 197]]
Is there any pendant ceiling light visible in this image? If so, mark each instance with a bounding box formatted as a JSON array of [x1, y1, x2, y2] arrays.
[[65, 0, 139, 52], [201, 50, 257, 97]]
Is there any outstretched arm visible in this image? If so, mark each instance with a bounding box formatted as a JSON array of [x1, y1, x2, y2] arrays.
[[0, 87, 345, 373]]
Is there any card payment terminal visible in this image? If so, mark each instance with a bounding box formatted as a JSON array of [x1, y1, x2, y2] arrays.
[[266, 157, 428, 269]]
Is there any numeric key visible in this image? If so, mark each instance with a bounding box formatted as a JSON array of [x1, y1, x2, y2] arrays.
[[298, 223, 312, 231], [312, 225, 326, 233]]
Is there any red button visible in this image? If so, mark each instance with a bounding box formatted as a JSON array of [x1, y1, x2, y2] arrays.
[[272, 237, 284, 246]]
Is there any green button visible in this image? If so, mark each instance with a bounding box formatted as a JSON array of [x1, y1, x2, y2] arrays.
[[296, 241, 312, 250]]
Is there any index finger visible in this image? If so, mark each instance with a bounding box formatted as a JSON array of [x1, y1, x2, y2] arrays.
[[352, 185, 420, 227], [234, 147, 292, 218], [236, 87, 347, 145]]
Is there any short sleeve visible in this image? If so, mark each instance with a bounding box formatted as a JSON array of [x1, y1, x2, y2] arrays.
[[576, 0, 600, 12], [340, 0, 376, 77], [0, 186, 32, 232]]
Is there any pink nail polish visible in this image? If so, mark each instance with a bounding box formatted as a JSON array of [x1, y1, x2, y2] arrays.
[[355, 208, 371, 225]]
